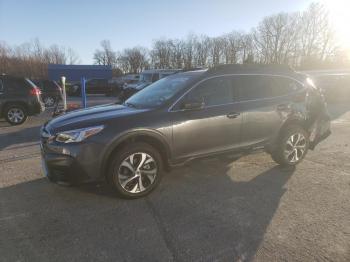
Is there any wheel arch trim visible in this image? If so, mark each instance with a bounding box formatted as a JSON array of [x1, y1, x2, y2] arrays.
[[100, 128, 172, 177]]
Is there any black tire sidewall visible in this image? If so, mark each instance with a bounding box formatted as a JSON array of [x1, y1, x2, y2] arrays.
[[4, 105, 27, 125], [107, 142, 163, 199]]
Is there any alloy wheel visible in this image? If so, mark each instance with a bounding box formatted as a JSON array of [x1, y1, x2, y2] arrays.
[[284, 133, 307, 163], [117, 152, 158, 194], [44, 97, 55, 107], [7, 108, 25, 124]]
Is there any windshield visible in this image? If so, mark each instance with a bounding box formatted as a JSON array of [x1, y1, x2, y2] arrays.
[[125, 74, 193, 108], [139, 73, 153, 82]]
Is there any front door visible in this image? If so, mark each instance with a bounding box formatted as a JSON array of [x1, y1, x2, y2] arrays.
[[171, 76, 243, 160]]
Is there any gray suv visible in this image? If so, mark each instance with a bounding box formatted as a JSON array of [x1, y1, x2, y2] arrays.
[[41, 65, 331, 198]]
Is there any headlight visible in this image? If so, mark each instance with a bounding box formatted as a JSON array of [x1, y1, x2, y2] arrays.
[[55, 125, 104, 143]]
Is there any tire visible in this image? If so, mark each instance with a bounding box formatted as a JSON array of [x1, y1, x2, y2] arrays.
[[270, 125, 309, 166], [107, 142, 163, 199], [43, 96, 56, 107], [4, 104, 28, 125]]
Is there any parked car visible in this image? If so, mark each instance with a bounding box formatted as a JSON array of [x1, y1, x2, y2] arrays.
[[311, 73, 350, 103], [0, 75, 45, 125], [68, 78, 113, 96], [119, 69, 181, 101], [33, 80, 63, 107], [41, 65, 331, 198], [121, 74, 140, 88]]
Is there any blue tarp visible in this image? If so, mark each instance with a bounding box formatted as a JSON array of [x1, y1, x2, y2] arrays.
[[48, 64, 112, 82]]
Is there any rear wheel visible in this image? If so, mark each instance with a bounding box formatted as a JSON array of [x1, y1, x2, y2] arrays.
[[43, 96, 56, 107], [4, 105, 28, 125], [107, 142, 163, 199], [271, 125, 309, 166]]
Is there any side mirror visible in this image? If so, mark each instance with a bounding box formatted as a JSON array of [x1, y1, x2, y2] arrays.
[[182, 99, 205, 110]]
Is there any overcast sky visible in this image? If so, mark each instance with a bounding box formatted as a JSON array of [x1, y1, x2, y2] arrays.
[[0, 0, 319, 63]]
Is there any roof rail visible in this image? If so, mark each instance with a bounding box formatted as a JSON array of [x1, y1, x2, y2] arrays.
[[207, 64, 294, 74]]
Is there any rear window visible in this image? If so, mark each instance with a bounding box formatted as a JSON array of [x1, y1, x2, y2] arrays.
[[43, 80, 59, 89], [3, 78, 32, 93], [234, 75, 301, 101]]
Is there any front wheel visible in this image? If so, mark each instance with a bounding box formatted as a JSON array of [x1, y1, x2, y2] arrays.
[[271, 125, 309, 166], [107, 142, 163, 199]]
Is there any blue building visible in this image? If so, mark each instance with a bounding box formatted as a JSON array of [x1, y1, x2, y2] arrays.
[[48, 64, 112, 82]]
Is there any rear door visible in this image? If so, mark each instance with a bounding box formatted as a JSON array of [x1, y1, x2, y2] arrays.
[[235, 75, 303, 148], [171, 76, 243, 160]]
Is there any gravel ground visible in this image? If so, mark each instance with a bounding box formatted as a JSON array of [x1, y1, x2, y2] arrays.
[[0, 97, 349, 262]]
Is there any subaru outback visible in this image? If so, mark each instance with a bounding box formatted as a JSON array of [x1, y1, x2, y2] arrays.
[[40, 65, 331, 198]]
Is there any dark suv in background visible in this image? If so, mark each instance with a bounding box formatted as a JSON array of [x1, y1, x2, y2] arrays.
[[41, 65, 330, 198], [33, 80, 63, 107], [68, 78, 113, 96], [0, 75, 44, 125]]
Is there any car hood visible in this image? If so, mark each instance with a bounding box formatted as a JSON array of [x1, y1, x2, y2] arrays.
[[45, 104, 147, 133]]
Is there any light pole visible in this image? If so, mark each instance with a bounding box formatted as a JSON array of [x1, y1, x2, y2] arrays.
[[61, 76, 67, 111]]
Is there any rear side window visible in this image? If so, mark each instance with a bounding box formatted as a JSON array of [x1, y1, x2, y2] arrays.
[[3, 78, 31, 93], [234, 75, 301, 101], [185, 76, 234, 107], [43, 80, 58, 89]]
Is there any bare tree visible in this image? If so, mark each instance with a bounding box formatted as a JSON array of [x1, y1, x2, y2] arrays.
[[193, 35, 211, 67], [118, 47, 149, 73], [209, 37, 224, 66], [93, 40, 117, 66], [252, 12, 299, 65], [298, 3, 337, 68], [0, 39, 80, 79]]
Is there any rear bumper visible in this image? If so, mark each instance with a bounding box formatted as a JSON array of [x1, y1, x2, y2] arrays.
[[28, 101, 45, 115]]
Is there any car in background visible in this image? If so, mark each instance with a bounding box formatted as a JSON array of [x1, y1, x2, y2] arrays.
[[33, 80, 63, 107], [0, 75, 45, 125], [310, 73, 350, 103], [120, 74, 140, 88], [41, 64, 330, 198], [119, 69, 181, 101], [68, 78, 113, 96]]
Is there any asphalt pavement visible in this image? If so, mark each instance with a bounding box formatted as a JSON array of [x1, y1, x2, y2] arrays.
[[0, 96, 349, 262]]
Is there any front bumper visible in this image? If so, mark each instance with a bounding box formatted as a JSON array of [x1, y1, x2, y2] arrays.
[[40, 135, 105, 184], [41, 151, 91, 184]]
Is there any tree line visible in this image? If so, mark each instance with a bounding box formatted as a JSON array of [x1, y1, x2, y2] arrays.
[[94, 2, 348, 74], [0, 39, 80, 79], [1, 2, 349, 79]]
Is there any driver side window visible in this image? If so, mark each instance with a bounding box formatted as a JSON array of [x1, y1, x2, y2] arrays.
[[182, 76, 234, 108]]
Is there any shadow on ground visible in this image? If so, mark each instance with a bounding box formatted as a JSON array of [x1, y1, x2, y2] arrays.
[[327, 102, 350, 121], [0, 159, 294, 261], [0, 125, 41, 150]]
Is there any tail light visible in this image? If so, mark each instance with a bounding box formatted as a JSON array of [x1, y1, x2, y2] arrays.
[[30, 87, 42, 96]]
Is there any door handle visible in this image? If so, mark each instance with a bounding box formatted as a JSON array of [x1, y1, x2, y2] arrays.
[[226, 112, 240, 119]]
